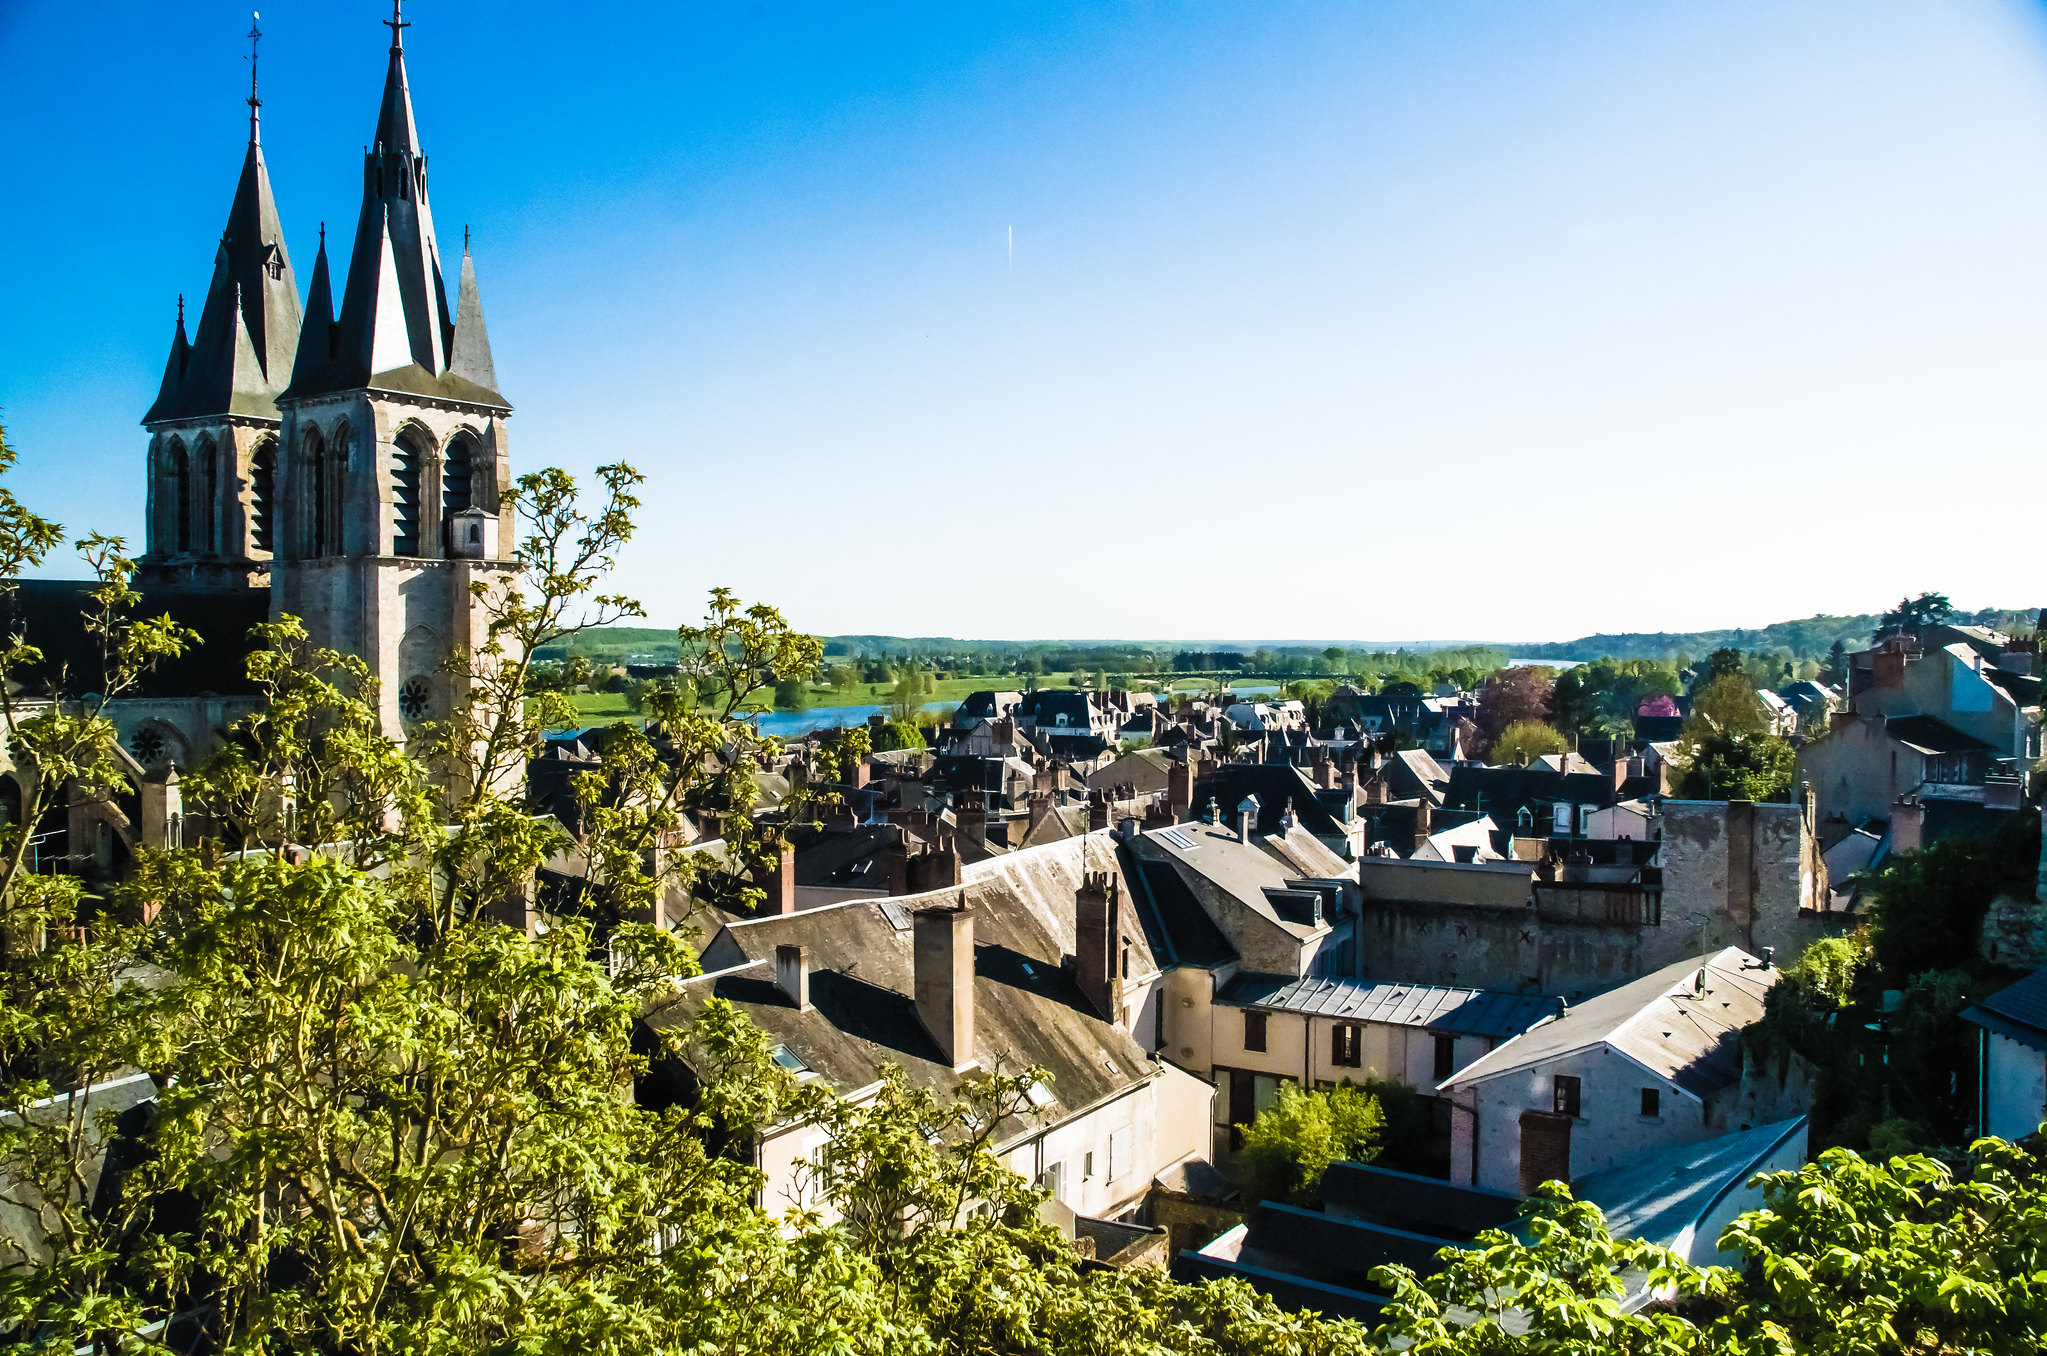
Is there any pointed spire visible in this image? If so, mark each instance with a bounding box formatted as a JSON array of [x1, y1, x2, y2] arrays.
[[150, 297, 194, 416], [375, 0, 420, 156], [144, 29, 300, 426], [290, 223, 336, 388], [288, 3, 506, 409], [449, 240, 498, 396]]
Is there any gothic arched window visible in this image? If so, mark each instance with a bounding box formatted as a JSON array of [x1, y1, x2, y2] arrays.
[[326, 422, 351, 556], [443, 432, 475, 515], [170, 441, 192, 554], [302, 426, 327, 558], [195, 439, 218, 555], [250, 440, 276, 554], [392, 429, 427, 557]]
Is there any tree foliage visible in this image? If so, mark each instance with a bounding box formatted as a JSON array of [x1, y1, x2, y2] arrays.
[[1488, 721, 1570, 766], [1237, 1082, 1383, 1207]]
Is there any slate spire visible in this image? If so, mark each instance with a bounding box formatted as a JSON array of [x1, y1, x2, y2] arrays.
[[144, 26, 301, 425], [449, 235, 498, 394], [286, 1, 506, 407]]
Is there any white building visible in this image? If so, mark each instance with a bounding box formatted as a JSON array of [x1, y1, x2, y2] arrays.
[[1963, 967, 2047, 1142], [1439, 947, 1809, 1195], [649, 835, 1213, 1228]]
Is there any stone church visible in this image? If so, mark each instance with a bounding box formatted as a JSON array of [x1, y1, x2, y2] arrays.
[[6, 9, 515, 874], [138, 7, 514, 740]]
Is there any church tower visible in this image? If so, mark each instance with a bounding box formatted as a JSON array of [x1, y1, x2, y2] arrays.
[[140, 21, 301, 590], [274, 4, 515, 738]]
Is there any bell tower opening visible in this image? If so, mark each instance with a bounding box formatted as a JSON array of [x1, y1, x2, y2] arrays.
[[250, 440, 276, 553], [392, 429, 426, 557]]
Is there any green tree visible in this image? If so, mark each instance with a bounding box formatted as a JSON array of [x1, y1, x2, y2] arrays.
[[1489, 720, 1570, 766], [1237, 1081, 1384, 1206], [1878, 591, 1954, 640]]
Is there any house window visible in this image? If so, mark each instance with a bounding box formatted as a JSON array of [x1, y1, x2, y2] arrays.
[[1640, 1088, 1660, 1118], [1244, 1011, 1268, 1053], [1553, 1074, 1581, 1118], [1434, 1033, 1456, 1081], [1041, 1161, 1065, 1203], [1331, 1023, 1361, 1068], [1084, 1151, 1095, 1179]]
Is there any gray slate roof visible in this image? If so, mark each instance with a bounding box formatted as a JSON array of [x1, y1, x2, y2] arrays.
[[1219, 975, 1554, 1040], [1573, 1116, 1806, 1251], [1963, 967, 2047, 1051], [146, 120, 302, 424], [1442, 947, 1778, 1100], [283, 35, 504, 408], [659, 835, 1158, 1138]]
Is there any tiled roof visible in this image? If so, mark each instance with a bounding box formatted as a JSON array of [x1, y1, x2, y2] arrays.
[[1883, 714, 1996, 757]]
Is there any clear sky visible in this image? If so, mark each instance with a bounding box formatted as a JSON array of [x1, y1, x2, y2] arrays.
[[4, 1, 2047, 643]]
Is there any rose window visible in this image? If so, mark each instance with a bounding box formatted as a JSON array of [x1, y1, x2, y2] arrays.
[[131, 726, 168, 766], [399, 677, 432, 723]]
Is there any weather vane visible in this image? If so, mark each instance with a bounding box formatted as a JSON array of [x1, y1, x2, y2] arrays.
[[385, 0, 409, 49]]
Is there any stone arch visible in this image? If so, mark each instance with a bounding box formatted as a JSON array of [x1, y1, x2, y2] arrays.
[[325, 420, 352, 556], [126, 718, 190, 773], [169, 437, 192, 554], [249, 437, 277, 555], [390, 423, 435, 558], [193, 435, 219, 555], [298, 424, 327, 558], [442, 427, 479, 515]]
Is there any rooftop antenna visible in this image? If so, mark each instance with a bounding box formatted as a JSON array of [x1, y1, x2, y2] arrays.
[[385, 0, 408, 51], [245, 12, 262, 143]]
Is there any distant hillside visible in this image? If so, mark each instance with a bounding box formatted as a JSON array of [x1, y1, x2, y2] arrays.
[[1511, 607, 2043, 664]]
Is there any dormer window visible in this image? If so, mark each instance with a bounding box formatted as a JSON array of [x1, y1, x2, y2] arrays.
[[262, 243, 285, 280]]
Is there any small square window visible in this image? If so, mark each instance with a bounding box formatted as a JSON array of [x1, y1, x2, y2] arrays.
[[1553, 1074, 1581, 1119], [1244, 1011, 1268, 1053], [1641, 1087, 1661, 1118]]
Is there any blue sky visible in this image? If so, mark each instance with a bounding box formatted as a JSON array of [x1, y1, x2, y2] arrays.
[[5, 1, 2047, 642]]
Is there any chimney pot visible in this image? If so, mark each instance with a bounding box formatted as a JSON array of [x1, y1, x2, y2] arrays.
[[1076, 873, 1123, 1025], [776, 943, 811, 1010]]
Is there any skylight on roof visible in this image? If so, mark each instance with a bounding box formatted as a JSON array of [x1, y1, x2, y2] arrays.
[[1026, 1080, 1056, 1109], [879, 901, 911, 932], [1159, 829, 1195, 849], [769, 1043, 810, 1075]]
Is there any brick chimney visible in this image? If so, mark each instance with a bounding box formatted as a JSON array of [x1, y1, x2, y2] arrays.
[[1168, 758, 1194, 818], [1891, 795, 1924, 855], [763, 842, 796, 915], [776, 943, 811, 1010], [882, 832, 910, 895], [1413, 800, 1433, 852], [1088, 791, 1111, 833], [957, 791, 987, 845], [913, 900, 976, 1071], [1076, 872, 1123, 1025], [1315, 754, 1336, 790], [992, 716, 1015, 745], [1237, 794, 1260, 844], [847, 757, 870, 791], [908, 835, 962, 892]]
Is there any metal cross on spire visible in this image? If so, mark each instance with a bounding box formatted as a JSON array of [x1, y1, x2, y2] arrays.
[[246, 11, 263, 143], [385, 0, 409, 51]]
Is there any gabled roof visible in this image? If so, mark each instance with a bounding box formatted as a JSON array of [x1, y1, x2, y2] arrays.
[[1963, 967, 2047, 1051], [1442, 947, 1777, 1100], [656, 835, 1156, 1133], [1192, 764, 1350, 840], [145, 113, 301, 424]]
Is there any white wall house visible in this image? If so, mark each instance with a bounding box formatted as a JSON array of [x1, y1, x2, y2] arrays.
[[651, 835, 1213, 1230], [1963, 967, 2047, 1142], [1439, 947, 1810, 1195]]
